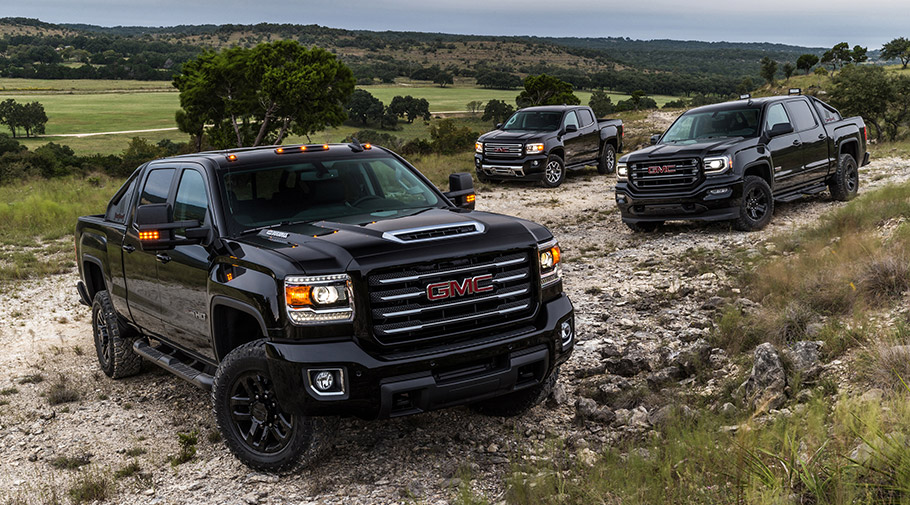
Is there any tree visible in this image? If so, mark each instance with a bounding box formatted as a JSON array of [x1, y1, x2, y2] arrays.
[[466, 100, 483, 117], [0, 99, 21, 137], [516, 74, 580, 108], [345, 89, 384, 126], [851, 45, 868, 63], [821, 42, 852, 71], [388, 95, 431, 123], [796, 54, 819, 75], [19, 101, 47, 137], [481, 99, 514, 124], [884, 75, 910, 141], [429, 119, 478, 155], [629, 90, 647, 110], [588, 90, 613, 117], [882, 37, 910, 69], [759, 57, 778, 85], [433, 72, 454, 88], [782, 62, 796, 82], [829, 64, 891, 140], [737, 77, 754, 95]]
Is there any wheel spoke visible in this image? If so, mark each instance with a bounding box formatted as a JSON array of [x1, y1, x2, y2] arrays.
[[230, 394, 252, 407]]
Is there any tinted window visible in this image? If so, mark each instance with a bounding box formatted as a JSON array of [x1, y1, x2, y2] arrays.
[[105, 176, 138, 224], [577, 108, 594, 126], [786, 100, 818, 131], [814, 101, 842, 124], [501, 111, 562, 131], [173, 170, 208, 224], [563, 111, 579, 130], [139, 168, 175, 206], [661, 107, 760, 144], [764, 103, 792, 131]]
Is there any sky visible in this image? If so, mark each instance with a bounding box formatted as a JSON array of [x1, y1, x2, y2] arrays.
[[1, 0, 903, 49]]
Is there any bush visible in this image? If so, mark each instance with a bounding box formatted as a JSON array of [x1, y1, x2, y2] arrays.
[[429, 119, 478, 155], [400, 138, 433, 156], [344, 130, 403, 150]]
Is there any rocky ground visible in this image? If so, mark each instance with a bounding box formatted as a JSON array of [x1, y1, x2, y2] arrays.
[[0, 153, 908, 505]]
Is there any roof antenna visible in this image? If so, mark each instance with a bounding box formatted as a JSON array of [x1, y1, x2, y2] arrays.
[[349, 137, 364, 153]]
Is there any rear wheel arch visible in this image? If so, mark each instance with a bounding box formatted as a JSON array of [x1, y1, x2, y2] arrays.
[[211, 297, 269, 362], [839, 140, 858, 164], [82, 257, 106, 300]]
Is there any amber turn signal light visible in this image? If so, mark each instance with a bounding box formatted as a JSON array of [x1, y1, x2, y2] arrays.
[[466, 193, 476, 203], [139, 230, 159, 241], [285, 285, 312, 307]]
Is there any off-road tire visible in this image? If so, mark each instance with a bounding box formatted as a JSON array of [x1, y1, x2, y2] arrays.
[[597, 143, 616, 174], [625, 221, 662, 233], [213, 340, 325, 472], [475, 170, 492, 184], [829, 153, 859, 201], [734, 175, 774, 231], [469, 368, 559, 417], [541, 154, 566, 188], [92, 290, 142, 379]]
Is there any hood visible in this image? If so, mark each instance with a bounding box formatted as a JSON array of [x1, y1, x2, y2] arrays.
[[623, 138, 747, 162], [478, 129, 555, 142], [234, 208, 552, 276]]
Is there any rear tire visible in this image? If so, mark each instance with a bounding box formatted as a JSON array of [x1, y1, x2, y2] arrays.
[[92, 291, 141, 379], [734, 175, 774, 231], [213, 340, 325, 472], [541, 154, 566, 188], [469, 368, 559, 417], [597, 143, 616, 174], [829, 153, 859, 201], [625, 221, 662, 233]]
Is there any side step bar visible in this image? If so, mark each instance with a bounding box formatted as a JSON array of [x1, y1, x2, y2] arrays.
[[133, 340, 214, 390], [776, 183, 828, 203]]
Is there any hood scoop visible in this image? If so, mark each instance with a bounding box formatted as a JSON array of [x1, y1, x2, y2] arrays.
[[381, 221, 485, 243]]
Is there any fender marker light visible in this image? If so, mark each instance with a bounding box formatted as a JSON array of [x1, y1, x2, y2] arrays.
[[139, 230, 159, 241]]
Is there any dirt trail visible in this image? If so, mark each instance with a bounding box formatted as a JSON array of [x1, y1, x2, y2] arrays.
[[0, 155, 907, 504]]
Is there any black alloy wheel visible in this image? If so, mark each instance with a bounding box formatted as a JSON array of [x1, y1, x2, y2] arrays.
[[734, 175, 774, 231], [228, 371, 297, 455]]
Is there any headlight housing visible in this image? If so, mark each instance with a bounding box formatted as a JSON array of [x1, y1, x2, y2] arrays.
[[538, 239, 562, 288], [703, 155, 732, 175], [616, 161, 628, 180], [285, 274, 354, 325], [475, 142, 483, 154], [526, 143, 545, 155]]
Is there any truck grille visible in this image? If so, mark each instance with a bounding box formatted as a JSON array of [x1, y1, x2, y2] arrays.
[[630, 159, 701, 191], [484, 143, 523, 159], [368, 250, 536, 349]]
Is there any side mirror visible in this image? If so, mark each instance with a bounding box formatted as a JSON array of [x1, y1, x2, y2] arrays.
[[495, 123, 503, 129], [564, 124, 578, 134], [444, 172, 476, 210], [650, 134, 661, 145], [135, 203, 203, 250], [767, 122, 794, 138]]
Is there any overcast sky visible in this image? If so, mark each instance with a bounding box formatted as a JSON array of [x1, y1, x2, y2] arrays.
[[3, 0, 902, 49]]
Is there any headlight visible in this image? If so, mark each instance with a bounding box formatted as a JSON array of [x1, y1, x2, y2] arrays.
[[285, 274, 354, 324], [526, 143, 545, 155], [538, 240, 562, 288], [617, 161, 628, 180], [704, 155, 732, 175], [475, 142, 483, 154]]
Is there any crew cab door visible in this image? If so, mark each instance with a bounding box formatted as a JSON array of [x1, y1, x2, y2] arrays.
[[763, 103, 803, 191], [156, 165, 217, 362], [575, 108, 600, 162], [785, 98, 830, 186], [123, 166, 176, 337], [561, 110, 585, 164]]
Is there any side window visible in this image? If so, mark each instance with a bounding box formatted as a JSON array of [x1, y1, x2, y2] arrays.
[[563, 111, 580, 130], [786, 100, 818, 132], [764, 103, 792, 131], [814, 101, 842, 123], [577, 109, 594, 126], [139, 168, 175, 206], [105, 176, 138, 224], [173, 170, 209, 224]]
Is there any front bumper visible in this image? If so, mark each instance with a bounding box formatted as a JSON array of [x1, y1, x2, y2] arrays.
[[265, 293, 574, 419], [474, 154, 548, 181], [615, 178, 745, 223]]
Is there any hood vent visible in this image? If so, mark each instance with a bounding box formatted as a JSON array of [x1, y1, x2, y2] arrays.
[[382, 222, 485, 243]]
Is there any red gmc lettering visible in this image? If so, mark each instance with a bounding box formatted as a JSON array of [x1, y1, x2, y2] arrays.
[[427, 274, 494, 301]]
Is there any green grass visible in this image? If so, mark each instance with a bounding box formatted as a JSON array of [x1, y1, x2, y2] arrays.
[[0, 78, 174, 92]]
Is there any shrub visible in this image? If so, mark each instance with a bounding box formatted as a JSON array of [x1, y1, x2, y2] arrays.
[[429, 119, 478, 155]]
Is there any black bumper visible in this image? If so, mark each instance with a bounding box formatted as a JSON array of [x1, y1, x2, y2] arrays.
[[265, 294, 574, 419], [474, 154, 548, 181], [616, 179, 744, 223]]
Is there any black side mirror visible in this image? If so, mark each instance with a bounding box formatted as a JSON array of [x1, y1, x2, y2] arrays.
[[767, 122, 794, 138], [650, 134, 661, 145], [495, 123, 503, 129], [135, 203, 203, 251], [564, 124, 578, 134], [444, 172, 476, 210]]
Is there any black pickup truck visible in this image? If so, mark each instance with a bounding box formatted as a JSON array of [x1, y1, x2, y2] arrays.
[[75, 142, 574, 470], [474, 105, 623, 188], [615, 93, 869, 231]]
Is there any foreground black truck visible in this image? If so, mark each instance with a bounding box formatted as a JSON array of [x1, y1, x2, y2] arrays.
[[75, 142, 574, 470], [474, 105, 623, 187], [615, 92, 869, 231]]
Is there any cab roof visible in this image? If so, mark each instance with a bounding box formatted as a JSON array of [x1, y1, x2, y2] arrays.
[[149, 143, 396, 170]]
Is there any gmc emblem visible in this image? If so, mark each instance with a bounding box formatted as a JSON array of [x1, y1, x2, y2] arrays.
[[427, 274, 494, 301], [647, 165, 676, 174], [494, 147, 508, 153]]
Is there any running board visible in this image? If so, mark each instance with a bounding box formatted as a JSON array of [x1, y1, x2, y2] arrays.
[[133, 340, 214, 390], [775, 183, 828, 203]]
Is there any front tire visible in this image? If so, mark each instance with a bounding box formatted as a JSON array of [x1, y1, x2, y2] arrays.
[[734, 175, 774, 231], [469, 369, 558, 417], [541, 154, 566, 188], [92, 290, 141, 379], [829, 153, 859, 201], [597, 143, 616, 174], [212, 340, 320, 472]]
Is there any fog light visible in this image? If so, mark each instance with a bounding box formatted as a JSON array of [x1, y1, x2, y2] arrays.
[[313, 371, 334, 391], [532, 160, 539, 166], [709, 188, 730, 195], [560, 319, 574, 347], [307, 368, 345, 396]]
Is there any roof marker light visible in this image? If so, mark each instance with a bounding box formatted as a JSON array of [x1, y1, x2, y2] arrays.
[[227, 154, 238, 162], [323, 144, 330, 150], [276, 147, 285, 154], [363, 143, 372, 150], [300, 146, 307, 152]]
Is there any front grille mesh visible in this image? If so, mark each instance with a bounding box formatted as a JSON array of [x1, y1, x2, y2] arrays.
[[484, 143, 523, 159], [630, 159, 700, 191]]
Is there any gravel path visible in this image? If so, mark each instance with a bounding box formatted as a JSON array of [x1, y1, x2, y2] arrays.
[[0, 154, 907, 505]]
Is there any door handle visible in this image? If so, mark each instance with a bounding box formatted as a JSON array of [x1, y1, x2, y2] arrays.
[[122, 244, 135, 253], [155, 253, 171, 264], [818, 133, 826, 139], [792, 140, 802, 146]]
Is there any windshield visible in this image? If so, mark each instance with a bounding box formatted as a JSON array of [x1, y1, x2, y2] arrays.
[[502, 110, 563, 131], [661, 107, 761, 144], [220, 155, 444, 235]]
